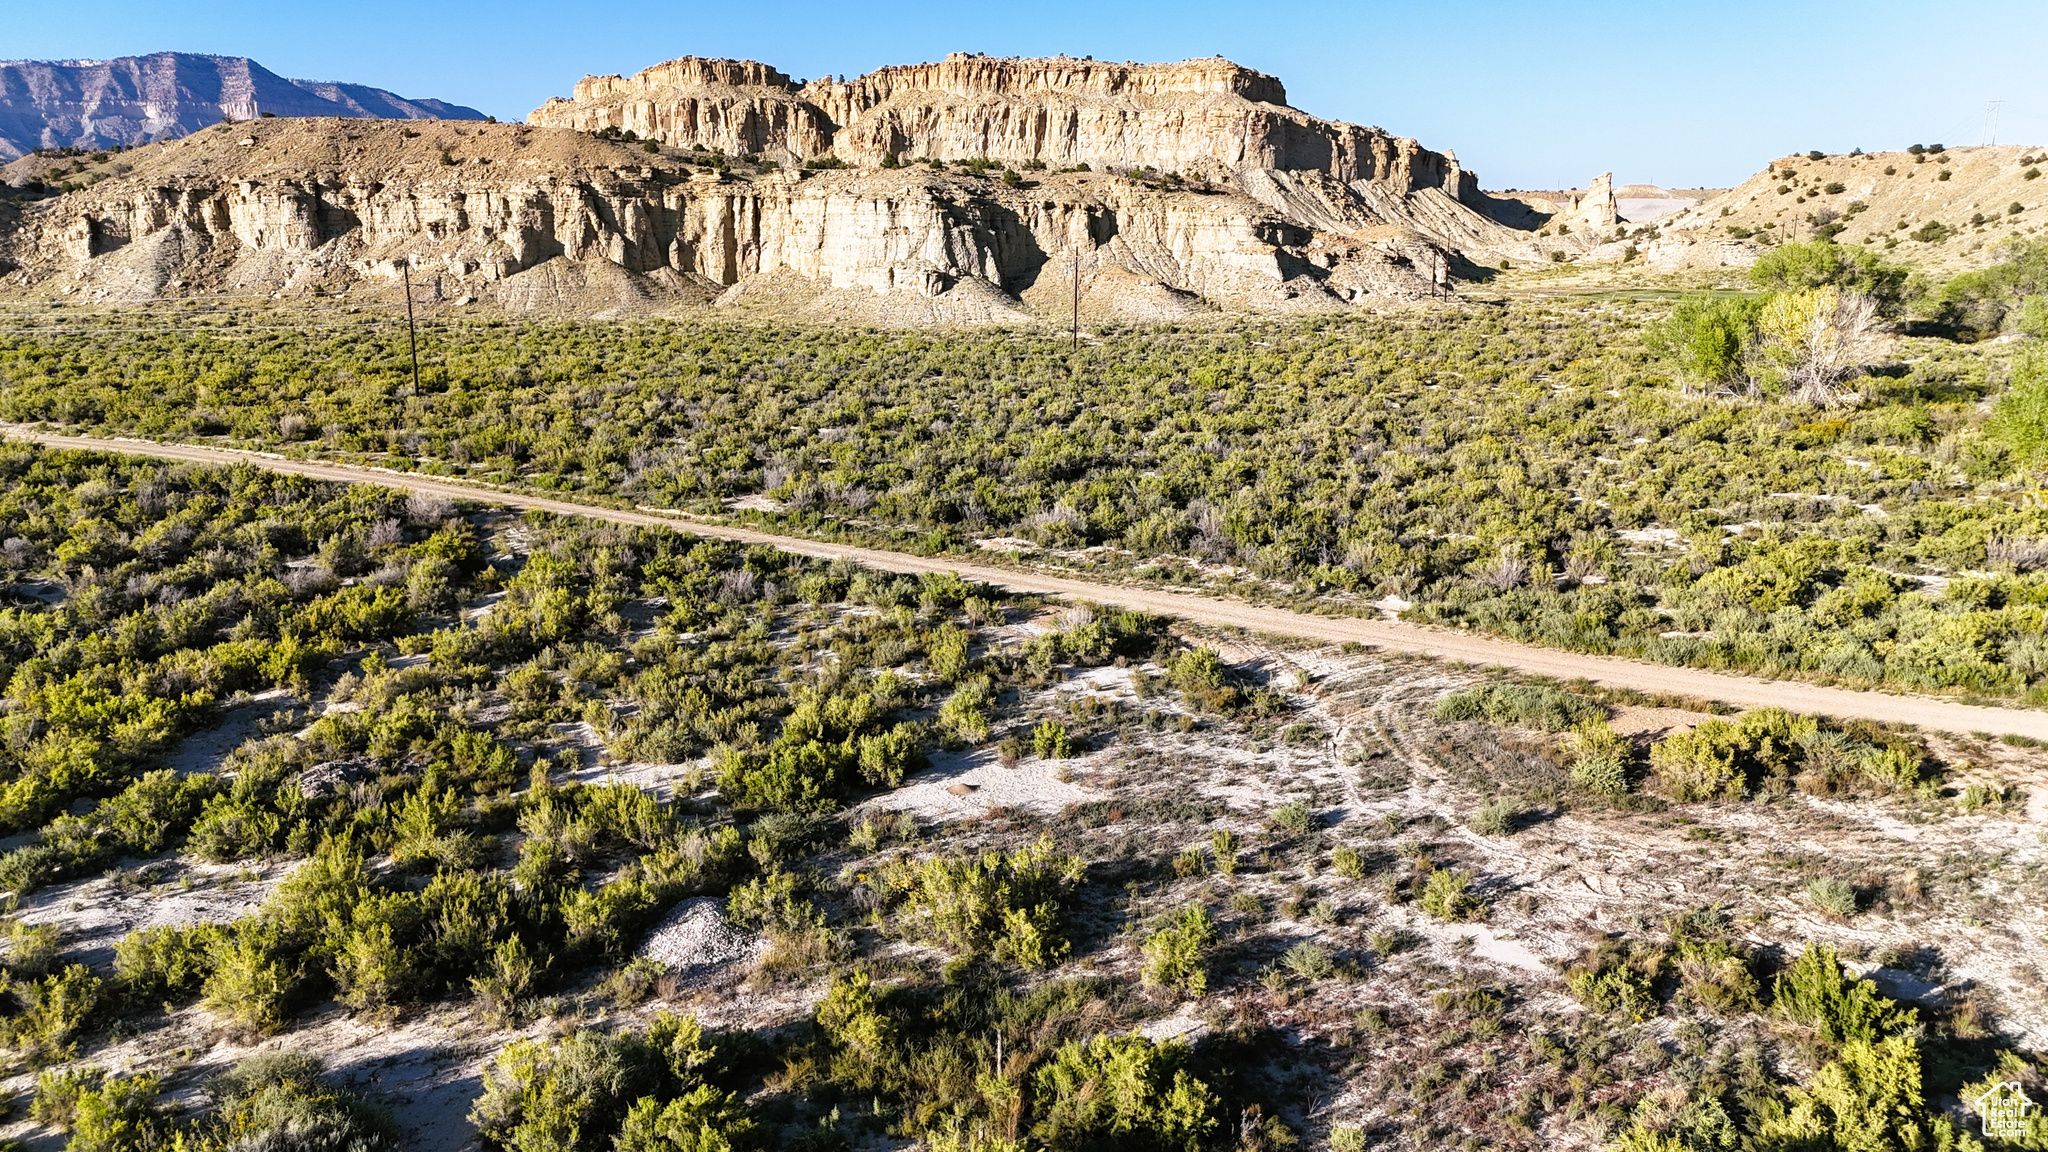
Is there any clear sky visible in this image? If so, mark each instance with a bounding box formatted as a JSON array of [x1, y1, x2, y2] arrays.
[[6, 0, 2045, 190]]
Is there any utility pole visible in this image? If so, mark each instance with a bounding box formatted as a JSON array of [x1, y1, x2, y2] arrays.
[[401, 262, 421, 395], [1985, 100, 2005, 147]]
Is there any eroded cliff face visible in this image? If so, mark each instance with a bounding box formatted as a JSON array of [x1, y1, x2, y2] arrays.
[[0, 116, 1532, 323], [528, 57, 833, 161], [529, 53, 1477, 198]]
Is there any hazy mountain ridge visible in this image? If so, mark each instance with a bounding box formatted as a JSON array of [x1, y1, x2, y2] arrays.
[[0, 52, 484, 159]]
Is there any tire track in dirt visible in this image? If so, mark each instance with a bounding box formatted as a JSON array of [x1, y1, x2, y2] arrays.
[[17, 427, 2048, 739]]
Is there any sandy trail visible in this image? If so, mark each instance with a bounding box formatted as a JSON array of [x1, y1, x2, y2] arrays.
[[18, 427, 2048, 740]]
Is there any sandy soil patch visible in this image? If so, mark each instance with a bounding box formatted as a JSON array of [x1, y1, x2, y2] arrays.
[[167, 688, 295, 775], [567, 757, 705, 800], [16, 861, 287, 969], [1608, 704, 1717, 737], [860, 747, 1096, 820]]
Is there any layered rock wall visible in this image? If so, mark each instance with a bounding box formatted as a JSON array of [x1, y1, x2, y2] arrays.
[[528, 53, 1478, 198], [3, 114, 1544, 321], [526, 56, 832, 159]]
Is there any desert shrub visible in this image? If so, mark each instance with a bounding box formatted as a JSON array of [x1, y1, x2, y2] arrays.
[[1807, 876, 1859, 917], [1211, 829, 1239, 876], [1663, 908, 1760, 1016], [1571, 755, 1630, 795], [2, 919, 59, 976], [814, 970, 895, 1084], [4, 962, 105, 1065], [1468, 798, 1518, 836], [879, 835, 1085, 966], [2020, 294, 2048, 337], [1330, 845, 1365, 879], [1989, 348, 2048, 465], [937, 677, 995, 744], [1650, 720, 1745, 801], [1433, 683, 1602, 732], [1281, 942, 1335, 981], [1960, 1053, 2048, 1147], [1140, 906, 1215, 995], [1751, 1035, 1950, 1151], [1270, 801, 1313, 836], [59, 1070, 172, 1152], [471, 1012, 744, 1152], [184, 1052, 401, 1152], [1559, 717, 1635, 794], [925, 622, 972, 682], [1566, 938, 1662, 1020], [1772, 942, 1915, 1045], [1418, 867, 1485, 922], [857, 722, 926, 788], [1033, 719, 1072, 759], [32, 1064, 104, 1127], [1030, 1032, 1220, 1152], [8, 770, 224, 892], [1166, 647, 1239, 712], [613, 1085, 757, 1152], [113, 922, 225, 1005], [716, 682, 921, 812], [1931, 237, 2048, 332]]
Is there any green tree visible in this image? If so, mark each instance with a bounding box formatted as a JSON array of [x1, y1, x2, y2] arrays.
[[1749, 240, 1909, 312], [1989, 348, 2048, 465], [1651, 295, 1762, 393]]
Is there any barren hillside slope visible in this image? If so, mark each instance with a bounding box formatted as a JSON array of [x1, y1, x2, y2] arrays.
[[1649, 145, 2048, 274]]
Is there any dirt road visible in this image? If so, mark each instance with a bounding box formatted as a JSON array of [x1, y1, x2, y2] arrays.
[[20, 427, 2048, 740]]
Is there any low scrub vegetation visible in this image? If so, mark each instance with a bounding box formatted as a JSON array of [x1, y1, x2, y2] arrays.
[[7, 275, 2048, 704]]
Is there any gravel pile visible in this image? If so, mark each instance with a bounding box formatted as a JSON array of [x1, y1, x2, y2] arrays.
[[638, 897, 762, 973], [299, 755, 375, 798]]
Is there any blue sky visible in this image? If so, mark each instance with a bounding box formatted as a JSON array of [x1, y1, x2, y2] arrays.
[[6, 0, 2045, 190]]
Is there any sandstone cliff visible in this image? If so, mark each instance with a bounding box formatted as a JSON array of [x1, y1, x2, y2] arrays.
[[1, 46, 1574, 326], [0, 53, 483, 160], [3, 118, 1487, 322], [530, 53, 1476, 197]]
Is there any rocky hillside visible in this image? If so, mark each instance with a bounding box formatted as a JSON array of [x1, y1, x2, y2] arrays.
[[531, 53, 1477, 195], [1645, 145, 2048, 274], [0, 98, 1558, 323], [0, 52, 483, 160]]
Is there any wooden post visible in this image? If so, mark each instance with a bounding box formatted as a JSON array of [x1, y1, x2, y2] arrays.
[[402, 262, 421, 395], [1071, 250, 1080, 351]]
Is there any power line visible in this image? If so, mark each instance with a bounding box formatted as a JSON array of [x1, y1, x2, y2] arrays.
[[1986, 100, 2007, 147]]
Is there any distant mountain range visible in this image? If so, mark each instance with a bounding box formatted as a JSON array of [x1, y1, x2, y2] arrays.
[[0, 51, 484, 159]]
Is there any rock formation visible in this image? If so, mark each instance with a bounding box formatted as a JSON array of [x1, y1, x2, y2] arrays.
[[4, 119, 1481, 321], [531, 53, 1476, 197], [0, 55, 1569, 324], [0, 53, 484, 160], [1577, 171, 1616, 233], [528, 58, 832, 161]]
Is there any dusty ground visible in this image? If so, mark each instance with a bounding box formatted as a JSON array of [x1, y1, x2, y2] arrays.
[[3, 599, 2044, 1148]]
